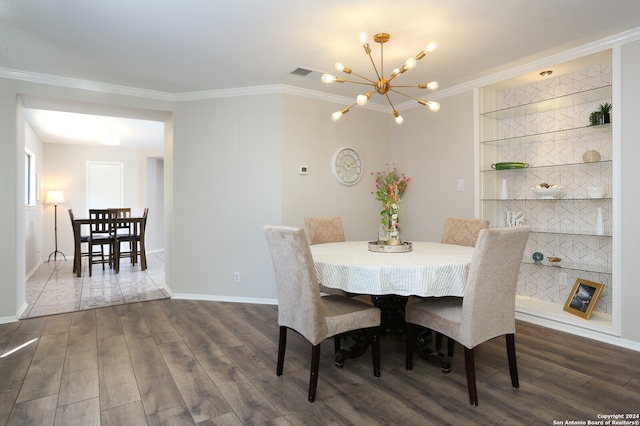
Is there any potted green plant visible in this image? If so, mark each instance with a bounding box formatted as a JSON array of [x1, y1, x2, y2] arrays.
[[589, 111, 602, 126], [599, 102, 612, 124]]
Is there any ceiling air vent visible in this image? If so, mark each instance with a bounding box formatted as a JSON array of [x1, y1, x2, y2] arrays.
[[291, 67, 314, 77]]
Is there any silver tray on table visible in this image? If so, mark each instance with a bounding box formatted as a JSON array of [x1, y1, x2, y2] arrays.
[[368, 241, 413, 253]]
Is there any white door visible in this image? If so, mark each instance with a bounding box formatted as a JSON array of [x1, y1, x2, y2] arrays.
[[87, 161, 123, 209]]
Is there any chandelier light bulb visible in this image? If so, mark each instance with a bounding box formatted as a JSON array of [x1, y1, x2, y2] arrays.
[[427, 81, 439, 90], [335, 62, 345, 72], [404, 57, 417, 70], [356, 94, 369, 106], [428, 101, 440, 112], [321, 73, 337, 83], [359, 31, 367, 43], [393, 110, 404, 124], [426, 41, 436, 53], [331, 111, 343, 121]]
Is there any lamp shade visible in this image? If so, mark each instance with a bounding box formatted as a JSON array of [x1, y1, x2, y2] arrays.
[[45, 190, 65, 204]]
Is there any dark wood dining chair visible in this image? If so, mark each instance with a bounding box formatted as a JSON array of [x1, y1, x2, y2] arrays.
[[405, 226, 530, 406], [88, 209, 117, 276], [68, 209, 89, 274], [115, 208, 148, 272], [263, 225, 381, 402]]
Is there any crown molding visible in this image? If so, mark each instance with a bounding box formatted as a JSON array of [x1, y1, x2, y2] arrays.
[[3, 26, 639, 109], [396, 26, 640, 111], [0, 67, 175, 102]]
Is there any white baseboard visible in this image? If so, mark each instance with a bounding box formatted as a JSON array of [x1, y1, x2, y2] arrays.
[[172, 293, 278, 306], [516, 311, 640, 352]]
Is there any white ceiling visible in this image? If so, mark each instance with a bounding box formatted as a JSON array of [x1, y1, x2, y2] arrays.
[[3, 0, 640, 146]]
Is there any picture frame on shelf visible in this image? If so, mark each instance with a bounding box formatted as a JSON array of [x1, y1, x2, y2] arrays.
[[563, 278, 604, 320]]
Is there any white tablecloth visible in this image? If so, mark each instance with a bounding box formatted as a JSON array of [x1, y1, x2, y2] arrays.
[[310, 241, 473, 297]]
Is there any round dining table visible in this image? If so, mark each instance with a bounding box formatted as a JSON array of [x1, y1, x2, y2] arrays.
[[310, 240, 474, 370], [310, 240, 474, 298]]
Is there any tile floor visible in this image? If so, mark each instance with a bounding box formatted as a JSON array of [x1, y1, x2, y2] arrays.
[[22, 251, 169, 318]]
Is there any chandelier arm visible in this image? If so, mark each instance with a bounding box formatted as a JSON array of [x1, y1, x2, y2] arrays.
[[380, 38, 384, 79], [389, 88, 422, 100], [346, 71, 377, 84], [391, 84, 429, 89], [366, 51, 382, 81], [343, 80, 376, 87], [384, 93, 397, 110]]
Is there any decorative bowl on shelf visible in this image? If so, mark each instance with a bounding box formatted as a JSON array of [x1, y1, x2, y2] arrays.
[[531, 183, 562, 199], [491, 162, 529, 170], [548, 256, 562, 263]]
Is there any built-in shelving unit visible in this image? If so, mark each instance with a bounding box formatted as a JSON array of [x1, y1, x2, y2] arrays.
[[478, 52, 614, 332]]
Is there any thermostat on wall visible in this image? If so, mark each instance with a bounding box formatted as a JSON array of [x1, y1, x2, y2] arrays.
[[299, 165, 309, 175]]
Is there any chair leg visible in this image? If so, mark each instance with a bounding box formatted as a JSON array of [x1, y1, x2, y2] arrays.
[[447, 337, 455, 357], [506, 333, 519, 388], [334, 335, 341, 354], [309, 344, 321, 402], [464, 347, 478, 406], [435, 332, 455, 357], [405, 323, 415, 370], [277, 326, 287, 376], [114, 241, 119, 273], [371, 329, 380, 378]]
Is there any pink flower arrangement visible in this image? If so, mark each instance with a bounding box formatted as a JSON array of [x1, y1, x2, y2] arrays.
[[372, 164, 410, 234]]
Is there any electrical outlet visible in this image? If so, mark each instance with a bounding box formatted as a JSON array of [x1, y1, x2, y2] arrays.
[[233, 272, 240, 283], [559, 272, 568, 287], [457, 179, 464, 191]]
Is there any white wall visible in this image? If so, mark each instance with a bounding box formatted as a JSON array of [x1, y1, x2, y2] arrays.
[[0, 79, 173, 322], [620, 39, 640, 343], [41, 143, 162, 260], [281, 94, 391, 240], [24, 113, 44, 274], [172, 95, 282, 300], [392, 91, 476, 243]]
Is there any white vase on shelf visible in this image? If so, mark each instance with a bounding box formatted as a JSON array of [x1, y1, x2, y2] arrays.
[[596, 207, 604, 235], [500, 178, 508, 199]]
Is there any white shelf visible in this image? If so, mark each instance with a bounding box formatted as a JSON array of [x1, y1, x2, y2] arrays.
[[479, 56, 614, 336], [480, 123, 611, 148], [481, 86, 611, 120], [516, 295, 613, 333]]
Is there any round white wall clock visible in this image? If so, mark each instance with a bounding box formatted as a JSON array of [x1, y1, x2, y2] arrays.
[[331, 147, 363, 186]]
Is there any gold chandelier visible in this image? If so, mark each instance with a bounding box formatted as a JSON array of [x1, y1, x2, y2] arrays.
[[322, 32, 440, 124]]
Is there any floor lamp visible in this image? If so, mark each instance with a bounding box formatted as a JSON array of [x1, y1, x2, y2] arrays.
[[46, 190, 66, 262]]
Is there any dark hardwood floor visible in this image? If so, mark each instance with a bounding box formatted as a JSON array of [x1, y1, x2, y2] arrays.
[[0, 299, 638, 425]]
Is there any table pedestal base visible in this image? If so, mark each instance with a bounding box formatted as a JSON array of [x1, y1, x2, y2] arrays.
[[333, 295, 451, 373], [413, 328, 451, 373], [370, 295, 408, 335]]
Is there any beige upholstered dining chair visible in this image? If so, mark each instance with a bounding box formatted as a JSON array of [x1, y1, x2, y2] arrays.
[[441, 217, 490, 247], [304, 216, 347, 296], [263, 225, 381, 402], [304, 216, 345, 245], [405, 226, 530, 406], [436, 217, 490, 355]]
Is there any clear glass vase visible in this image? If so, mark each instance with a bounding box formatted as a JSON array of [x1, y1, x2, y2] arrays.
[[378, 224, 389, 244]]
